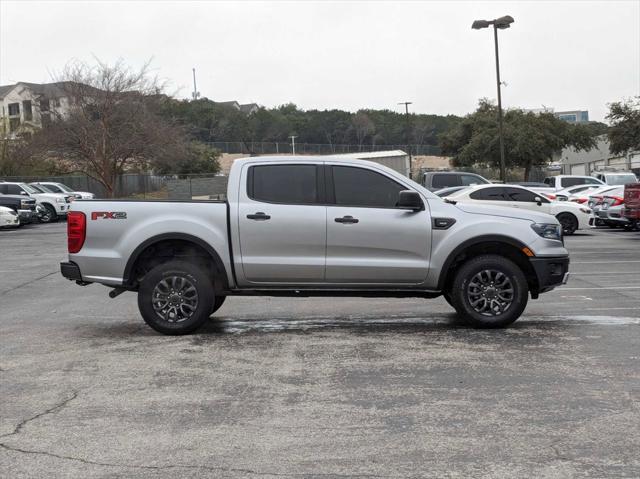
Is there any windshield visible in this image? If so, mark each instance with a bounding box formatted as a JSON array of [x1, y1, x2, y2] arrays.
[[606, 174, 638, 185], [54, 183, 74, 193], [30, 184, 55, 193], [20, 183, 39, 194]]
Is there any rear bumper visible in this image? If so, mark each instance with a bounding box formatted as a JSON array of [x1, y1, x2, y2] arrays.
[[529, 256, 570, 294], [60, 261, 83, 281]]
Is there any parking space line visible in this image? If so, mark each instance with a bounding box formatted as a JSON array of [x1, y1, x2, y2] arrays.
[[558, 286, 640, 290]]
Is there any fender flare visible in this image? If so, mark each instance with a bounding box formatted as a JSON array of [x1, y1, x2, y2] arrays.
[[122, 233, 229, 289], [436, 234, 529, 290]]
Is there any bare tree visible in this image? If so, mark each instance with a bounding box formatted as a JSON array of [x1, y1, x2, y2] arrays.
[[30, 59, 193, 197], [351, 111, 375, 151]]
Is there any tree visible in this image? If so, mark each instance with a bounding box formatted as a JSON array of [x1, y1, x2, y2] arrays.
[[607, 97, 640, 155], [440, 100, 596, 180], [27, 59, 204, 197], [351, 111, 375, 150]]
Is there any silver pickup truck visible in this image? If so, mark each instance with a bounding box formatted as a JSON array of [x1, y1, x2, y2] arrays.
[[61, 156, 570, 335]]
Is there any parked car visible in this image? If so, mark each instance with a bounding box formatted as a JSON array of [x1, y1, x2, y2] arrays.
[[595, 188, 633, 229], [508, 182, 548, 188], [60, 156, 570, 334], [539, 175, 604, 192], [422, 171, 491, 192], [623, 183, 640, 229], [0, 181, 71, 223], [0, 193, 37, 224], [31, 182, 95, 200], [444, 184, 591, 235], [554, 184, 602, 202], [0, 205, 20, 228], [433, 186, 469, 197], [592, 171, 639, 186]]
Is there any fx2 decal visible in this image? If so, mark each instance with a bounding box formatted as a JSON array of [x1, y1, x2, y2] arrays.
[[91, 211, 127, 220]]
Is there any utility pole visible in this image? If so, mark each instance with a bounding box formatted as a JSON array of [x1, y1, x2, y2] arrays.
[[398, 101, 413, 178], [472, 15, 514, 183], [191, 68, 200, 101], [289, 135, 297, 155]]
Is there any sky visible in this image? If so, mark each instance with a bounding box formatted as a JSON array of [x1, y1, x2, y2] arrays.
[[1, 0, 639, 122]]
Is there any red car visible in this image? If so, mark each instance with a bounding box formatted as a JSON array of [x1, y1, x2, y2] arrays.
[[624, 183, 640, 229]]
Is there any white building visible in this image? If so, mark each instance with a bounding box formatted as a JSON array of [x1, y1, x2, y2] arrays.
[[555, 136, 640, 175], [0, 82, 72, 138]]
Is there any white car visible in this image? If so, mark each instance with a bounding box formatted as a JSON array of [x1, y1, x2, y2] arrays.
[[32, 182, 95, 200], [0, 182, 70, 223], [570, 185, 619, 206], [445, 184, 591, 235], [553, 184, 602, 201], [0, 206, 20, 228], [592, 171, 638, 186]]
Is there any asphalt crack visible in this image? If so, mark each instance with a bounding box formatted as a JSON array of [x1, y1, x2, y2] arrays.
[[0, 391, 391, 477], [0, 271, 58, 296]]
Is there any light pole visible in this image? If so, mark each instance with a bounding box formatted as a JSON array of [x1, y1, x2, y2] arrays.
[[289, 135, 297, 155], [472, 15, 514, 183], [398, 101, 413, 177]]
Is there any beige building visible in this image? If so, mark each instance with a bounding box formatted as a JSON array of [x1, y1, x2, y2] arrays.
[[0, 82, 72, 138]]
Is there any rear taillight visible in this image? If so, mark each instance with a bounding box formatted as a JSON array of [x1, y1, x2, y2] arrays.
[[611, 196, 624, 206], [574, 198, 588, 204], [544, 193, 556, 200], [67, 211, 86, 253]]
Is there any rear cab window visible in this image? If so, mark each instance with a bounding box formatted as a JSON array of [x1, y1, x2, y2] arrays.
[[432, 174, 462, 189]]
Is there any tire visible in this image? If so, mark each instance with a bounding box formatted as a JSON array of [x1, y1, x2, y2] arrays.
[[449, 254, 528, 328], [556, 212, 578, 235], [443, 293, 453, 307], [211, 295, 226, 314], [38, 204, 58, 223], [137, 260, 214, 335]]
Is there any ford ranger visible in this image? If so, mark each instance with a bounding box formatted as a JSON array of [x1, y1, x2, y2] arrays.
[[60, 157, 570, 335]]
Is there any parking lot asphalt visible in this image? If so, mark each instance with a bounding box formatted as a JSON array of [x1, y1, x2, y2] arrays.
[[1, 222, 639, 478]]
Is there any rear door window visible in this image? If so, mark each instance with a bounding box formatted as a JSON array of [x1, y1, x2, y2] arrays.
[[248, 164, 319, 204], [561, 177, 587, 187]]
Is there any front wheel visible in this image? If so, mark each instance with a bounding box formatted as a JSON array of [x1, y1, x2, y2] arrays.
[[138, 260, 214, 335], [38, 204, 58, 223], [449, 254, 528, 328], [211, 295, 226, 314], [556, 212, 578, 235]]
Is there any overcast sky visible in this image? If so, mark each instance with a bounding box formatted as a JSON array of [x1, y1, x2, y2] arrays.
[[1, 1, 639, 121]]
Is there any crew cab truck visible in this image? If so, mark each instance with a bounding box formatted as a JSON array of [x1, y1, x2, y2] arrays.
[[60, 157, 570, 335]]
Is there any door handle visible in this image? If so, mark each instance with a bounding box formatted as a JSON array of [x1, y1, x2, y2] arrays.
[[334, 215, 359, 224], [247, 212, 271, 220]]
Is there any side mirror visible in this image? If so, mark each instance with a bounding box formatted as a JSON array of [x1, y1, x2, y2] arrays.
[[534, 196, 542, 206], [397, 190, 424, 211], [20, 191, 28, 196]]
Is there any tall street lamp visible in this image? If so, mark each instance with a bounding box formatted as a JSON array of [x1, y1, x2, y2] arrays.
[[472, 15, 514, 183], [398, 101, 413, 178]]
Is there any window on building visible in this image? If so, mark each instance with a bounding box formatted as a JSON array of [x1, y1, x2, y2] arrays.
[[23, 100, 33, 121], [8, 103, 20, 116], [248, 164, 319, 204], [40, 98, 51, 112], [41, 113, 51, 127], [332, 166, 405, 208]]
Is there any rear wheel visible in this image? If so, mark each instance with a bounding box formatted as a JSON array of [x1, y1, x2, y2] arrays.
[[137, 260, 214, 335], [449, 254, 528, 328], [556, 212, 578, 235]]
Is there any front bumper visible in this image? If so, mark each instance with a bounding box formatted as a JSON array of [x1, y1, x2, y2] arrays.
[[529, 256, 570, 294], [60, 261, 83, 281], [17, 209, 36, 224]]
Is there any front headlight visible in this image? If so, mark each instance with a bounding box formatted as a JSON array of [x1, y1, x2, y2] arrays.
[[20, 200, 30, 208], [580, 208, 591, 214], [531, 223, 562, 241], [56, 198, 65, 204]]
